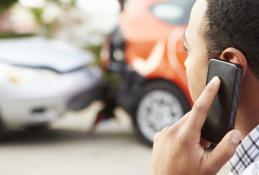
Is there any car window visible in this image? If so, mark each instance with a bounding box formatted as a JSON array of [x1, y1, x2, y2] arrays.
[[150, 0, 195, 25]]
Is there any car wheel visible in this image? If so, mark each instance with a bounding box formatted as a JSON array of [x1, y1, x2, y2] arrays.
[[131, 81, 190, 146]]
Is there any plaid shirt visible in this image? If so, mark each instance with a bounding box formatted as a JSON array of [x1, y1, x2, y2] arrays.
[[229, 125, 259, 175]]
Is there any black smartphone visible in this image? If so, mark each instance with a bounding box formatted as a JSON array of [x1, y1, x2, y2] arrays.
[[201, 59, 243, 145]]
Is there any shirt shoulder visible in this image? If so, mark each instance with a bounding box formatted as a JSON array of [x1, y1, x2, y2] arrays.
[[229, 125, 259, 175]]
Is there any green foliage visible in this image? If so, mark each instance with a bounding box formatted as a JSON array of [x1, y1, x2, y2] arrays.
[[0, 32, 35, 38], [30, 8, 44, 24], [0, 0, 17, 13], [28, 0, 77, 37], [86, 45, 102, 65], [50, 0, 76, 7]]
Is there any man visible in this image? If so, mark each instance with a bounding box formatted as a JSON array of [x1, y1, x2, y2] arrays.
[[152, 0, 259, 174]]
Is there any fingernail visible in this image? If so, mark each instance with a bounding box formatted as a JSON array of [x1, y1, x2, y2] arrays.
[[231, 131, 241, 145], [210, 76, 220, 86]]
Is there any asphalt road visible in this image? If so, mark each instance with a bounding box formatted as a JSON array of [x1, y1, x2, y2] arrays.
[[0, 103, 228, 175], [0, 103, 152, 175]]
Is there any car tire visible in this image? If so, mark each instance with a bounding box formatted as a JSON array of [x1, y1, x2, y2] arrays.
[[26, 123, 49, 131], [130, 80, 190, 146]]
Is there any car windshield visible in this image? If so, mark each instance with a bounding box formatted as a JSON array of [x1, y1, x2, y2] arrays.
[[150, 0, 195, 25]]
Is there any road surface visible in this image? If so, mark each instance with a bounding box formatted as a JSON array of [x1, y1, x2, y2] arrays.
[[0, 103, 228, 175]]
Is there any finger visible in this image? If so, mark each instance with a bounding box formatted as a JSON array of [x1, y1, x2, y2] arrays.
[[188, 76, 220, 131], [204, 130, 241, 174], [167, 112, 191, 137], [169, 112, 190, 129]]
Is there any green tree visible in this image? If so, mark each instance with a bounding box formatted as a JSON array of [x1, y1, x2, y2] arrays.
[[0, 0, 17, 13]]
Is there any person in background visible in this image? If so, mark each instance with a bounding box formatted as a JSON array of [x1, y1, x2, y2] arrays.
[[152, 0, 259, 174]]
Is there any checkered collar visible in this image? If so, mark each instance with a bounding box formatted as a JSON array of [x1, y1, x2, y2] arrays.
[[229, 125, 259, 175]]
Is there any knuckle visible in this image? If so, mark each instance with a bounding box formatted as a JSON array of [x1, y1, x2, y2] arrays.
[[154, 127, 170, 139], [168, 129, 177, 138], [174, 129, 189, 145], [168, 123, 181, 135], [176, 135, 188, 146]]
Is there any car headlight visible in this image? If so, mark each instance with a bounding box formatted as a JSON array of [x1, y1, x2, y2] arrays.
[[0, 63, 60, 85]]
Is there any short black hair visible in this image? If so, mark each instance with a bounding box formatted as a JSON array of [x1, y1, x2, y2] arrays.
[[206, 0, 259, 77]]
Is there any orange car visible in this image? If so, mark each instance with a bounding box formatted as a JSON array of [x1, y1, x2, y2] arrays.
[[100, 0, 195, 145]]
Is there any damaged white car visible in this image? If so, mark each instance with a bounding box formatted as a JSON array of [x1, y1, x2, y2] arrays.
[[0, 37, 103, 130]]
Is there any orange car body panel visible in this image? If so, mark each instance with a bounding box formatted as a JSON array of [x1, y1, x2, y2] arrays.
[[119, 0, 192, 104]]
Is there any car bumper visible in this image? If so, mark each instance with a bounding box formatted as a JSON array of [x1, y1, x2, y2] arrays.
[[0, 66, 103, 129]]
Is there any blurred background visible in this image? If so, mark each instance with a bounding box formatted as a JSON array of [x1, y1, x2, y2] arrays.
[[0, 0, 228, 174]]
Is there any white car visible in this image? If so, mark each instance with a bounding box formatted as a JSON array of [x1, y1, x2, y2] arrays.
[[0, 37, 103, 130]]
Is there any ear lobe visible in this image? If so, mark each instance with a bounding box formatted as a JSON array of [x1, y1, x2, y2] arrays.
[[219, 47, 248, 77]]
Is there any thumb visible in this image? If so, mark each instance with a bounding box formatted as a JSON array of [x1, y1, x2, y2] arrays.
[[205, 130, 241, 174]]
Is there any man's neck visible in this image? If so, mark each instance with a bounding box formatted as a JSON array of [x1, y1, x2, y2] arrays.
[[235, 71, 259, 138], [236, 108, 259, 139]]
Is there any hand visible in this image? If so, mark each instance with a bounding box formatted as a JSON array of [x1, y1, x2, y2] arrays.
[[152, 77, 241, 175]]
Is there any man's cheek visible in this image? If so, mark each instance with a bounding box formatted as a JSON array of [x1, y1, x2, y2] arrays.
[[184, 57, 192, 80], [184, 57, 190, 69]]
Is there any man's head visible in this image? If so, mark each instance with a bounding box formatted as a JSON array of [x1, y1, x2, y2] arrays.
[[184, 0, 259, 101], [206, 0, 259, 77], [185, 0, 259, 134]]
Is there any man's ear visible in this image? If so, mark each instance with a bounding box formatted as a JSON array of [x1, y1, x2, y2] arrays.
[[219, 47, 248, 77]]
